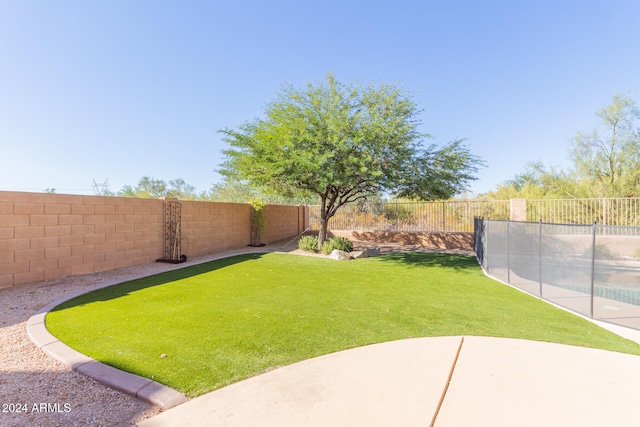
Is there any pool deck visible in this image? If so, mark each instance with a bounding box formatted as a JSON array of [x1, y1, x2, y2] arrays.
[[136, 335, 640, 427]]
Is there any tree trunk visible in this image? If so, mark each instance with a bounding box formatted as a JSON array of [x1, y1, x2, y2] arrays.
[[318, 196, 330, 251], [318, 218, 328, 251]]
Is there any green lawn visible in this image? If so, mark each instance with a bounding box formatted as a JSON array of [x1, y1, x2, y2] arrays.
[[46, 252, 640, 397]]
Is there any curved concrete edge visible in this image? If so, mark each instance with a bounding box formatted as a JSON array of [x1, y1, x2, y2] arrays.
[[138, 336, 465, 427], [27, 297, 189, 410], [24, 249, 281, 410]]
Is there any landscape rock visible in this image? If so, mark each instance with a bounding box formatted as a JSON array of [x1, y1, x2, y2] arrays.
[[329, 249, 351, 260], [350, 250, 368, 259], [366, 247, 381, 257]]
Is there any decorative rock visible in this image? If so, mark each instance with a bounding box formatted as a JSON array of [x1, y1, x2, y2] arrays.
[[350, 250, 368, 259], [329, 249, 351, 260], [366, 247, 381, 257]]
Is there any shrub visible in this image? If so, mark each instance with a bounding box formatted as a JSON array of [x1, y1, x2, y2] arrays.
[[298, 235, 319, 252], [321, 236, 354, 255]]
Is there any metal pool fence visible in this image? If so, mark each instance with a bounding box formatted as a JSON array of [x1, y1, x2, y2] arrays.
[[474, 218, 640, 330]]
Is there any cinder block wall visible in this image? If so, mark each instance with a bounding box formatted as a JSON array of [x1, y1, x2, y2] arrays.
[[0, 191, 167, 287], [261, 205, 307, 244], [0, 191, 304, 288], [180, 200, 251, 256]]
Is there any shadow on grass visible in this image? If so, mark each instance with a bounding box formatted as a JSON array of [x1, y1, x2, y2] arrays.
[[49, 253, 266, 312], [375, 251, 480, 271]]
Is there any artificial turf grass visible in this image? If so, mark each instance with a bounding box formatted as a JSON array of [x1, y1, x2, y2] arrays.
[[46, 252, 640, 397]]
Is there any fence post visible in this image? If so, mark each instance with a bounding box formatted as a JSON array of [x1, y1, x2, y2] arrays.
[[485, 219, 489, 273], [510, 198, 527, 221], [590, 222, 597, 318], [507, 219, 511, 284], [473, 217, 479, 260], [539, 219, 543, 298]]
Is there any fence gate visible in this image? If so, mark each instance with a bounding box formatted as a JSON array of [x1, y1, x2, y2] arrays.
[[159, 201, 186, 263]]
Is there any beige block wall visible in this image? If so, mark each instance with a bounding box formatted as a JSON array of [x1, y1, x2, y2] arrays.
[[0, 192, 305, 289], [180, 200, 251, 256], [0, 191, 165, 287], [510, 198, 527, 222], [261, 205, 308, 245]]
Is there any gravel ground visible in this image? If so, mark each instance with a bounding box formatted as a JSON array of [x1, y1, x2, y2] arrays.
[[0, 240, 472, 427], [0, 274, 162, 426]]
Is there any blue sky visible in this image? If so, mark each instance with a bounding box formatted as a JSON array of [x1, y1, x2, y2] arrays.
[[1, 1, 639, 197]]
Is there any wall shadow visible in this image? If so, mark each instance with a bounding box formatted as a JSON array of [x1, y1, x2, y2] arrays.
[[49, 253, 266, 311], [372, 251, 480, 271]]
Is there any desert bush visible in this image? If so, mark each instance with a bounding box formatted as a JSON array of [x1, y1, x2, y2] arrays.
[[321, 236, 354, 254], [298, 235, 319, 252]]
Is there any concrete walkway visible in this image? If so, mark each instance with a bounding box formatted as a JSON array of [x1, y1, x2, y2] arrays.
[[138, 336, 640, 427]]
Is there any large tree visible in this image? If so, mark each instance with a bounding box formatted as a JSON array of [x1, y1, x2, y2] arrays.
[[487, 94, 640, 200], [570, 94, 640, 197], [219, 74, 483, 248]]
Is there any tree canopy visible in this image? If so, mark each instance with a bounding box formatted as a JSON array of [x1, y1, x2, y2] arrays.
[[201, 178, 319, 205], [219, 74, 483, 246], [111, 176, 197, 199], [91, 175, 316, 204], [570, 94, 640, 197]]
